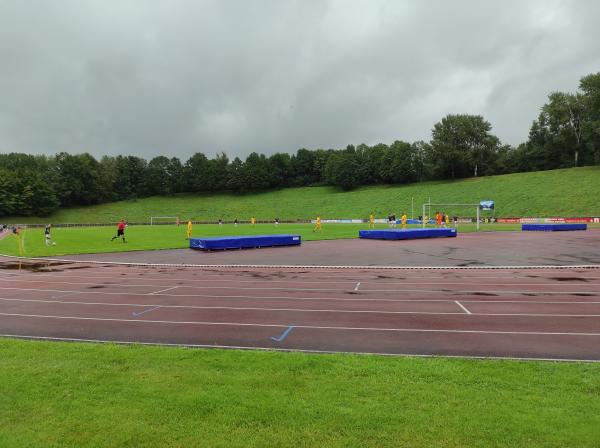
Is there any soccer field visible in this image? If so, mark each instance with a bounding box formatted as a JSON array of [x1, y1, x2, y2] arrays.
[[0, 222, 527, 258]]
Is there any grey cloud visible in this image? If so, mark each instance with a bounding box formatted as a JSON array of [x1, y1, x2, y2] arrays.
[[1, 0, 600, 161]]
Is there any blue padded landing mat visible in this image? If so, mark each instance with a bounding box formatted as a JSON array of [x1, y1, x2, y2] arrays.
[[522, 223, 587, 232], [359, 228, 457, 240], [190, 234, 301, 250]]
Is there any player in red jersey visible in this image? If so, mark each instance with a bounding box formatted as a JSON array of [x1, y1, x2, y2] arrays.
[[111, 219, 127, 243]]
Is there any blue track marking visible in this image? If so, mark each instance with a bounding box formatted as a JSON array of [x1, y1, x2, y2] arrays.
[[270, 326, 294, 342], [132, 306, 161, 317]]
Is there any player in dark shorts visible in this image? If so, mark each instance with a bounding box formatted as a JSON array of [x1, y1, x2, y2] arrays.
[[111, 219, 127, 243], [45, 224, 56, 246]]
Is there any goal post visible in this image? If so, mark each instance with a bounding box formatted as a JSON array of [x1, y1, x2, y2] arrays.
[[422, 203, 480, 230], [150, 216, 180, 226]]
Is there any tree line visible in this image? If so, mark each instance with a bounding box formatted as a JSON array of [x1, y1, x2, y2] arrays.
[[1, 72, 599, 218]]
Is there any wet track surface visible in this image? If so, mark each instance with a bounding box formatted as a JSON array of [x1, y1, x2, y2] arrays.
[[1, 257, 600, 360], [55, 230, 600, 267]]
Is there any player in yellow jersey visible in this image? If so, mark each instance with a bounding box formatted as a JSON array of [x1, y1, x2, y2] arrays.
[[401, 213, 407, 229], [186, 219, 193, 239], [251, 216, 255, 226], [313, 215, 322, 233], [369, 211, 375, 229], [424, 214, 428, 227]]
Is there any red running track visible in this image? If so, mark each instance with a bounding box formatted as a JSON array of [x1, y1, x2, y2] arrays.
[[1, 260, 600, 361]]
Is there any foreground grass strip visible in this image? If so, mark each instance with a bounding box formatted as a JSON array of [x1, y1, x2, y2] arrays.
[[1, 339, 599, 447]]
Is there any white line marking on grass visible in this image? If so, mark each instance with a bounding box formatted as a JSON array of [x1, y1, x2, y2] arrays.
[[2, 311, 600, 336], [455, 301, 472, 314]]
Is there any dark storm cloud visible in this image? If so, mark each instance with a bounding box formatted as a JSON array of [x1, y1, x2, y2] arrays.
[[1, 0, 600, 160]]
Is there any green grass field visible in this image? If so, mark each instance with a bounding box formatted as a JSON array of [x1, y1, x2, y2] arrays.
[[1, 339, 599, 447], [0, 222, 528, 257], [3, 166, 600, 224]]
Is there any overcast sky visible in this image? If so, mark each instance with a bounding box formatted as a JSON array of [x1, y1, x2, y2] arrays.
[[1, 0, 600, 161]]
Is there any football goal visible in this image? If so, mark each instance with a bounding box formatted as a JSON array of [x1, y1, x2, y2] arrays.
[[150, 216, 180, 226], [422, 203, 481, 230]]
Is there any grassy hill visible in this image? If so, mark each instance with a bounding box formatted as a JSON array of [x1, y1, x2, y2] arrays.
[[4, 166, 600, 224]]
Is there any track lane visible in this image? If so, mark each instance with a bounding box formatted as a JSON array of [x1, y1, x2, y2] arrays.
[[2, 260, 600, 360]]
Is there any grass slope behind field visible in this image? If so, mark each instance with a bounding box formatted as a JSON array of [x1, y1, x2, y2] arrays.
[[1, 339, 600, 447], [3, 166, 600, 224]]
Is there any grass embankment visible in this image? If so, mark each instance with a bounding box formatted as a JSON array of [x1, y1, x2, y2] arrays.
[[1, 339, 599, 447], [3, 166, 600, 224], [0, 222, 523, 257]]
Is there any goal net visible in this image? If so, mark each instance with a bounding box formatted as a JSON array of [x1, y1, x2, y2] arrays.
[[150, 216, 180, 226]]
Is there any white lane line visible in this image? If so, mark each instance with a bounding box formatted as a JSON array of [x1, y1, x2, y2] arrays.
[[12, 269, 600, 284], [2, 312, 600, 336], [3, 254, 600, 270], [2, 334, 599, 363], [4, 272, 600, 288], [3, 297, 600, 317], [0, 297, 463, 315], [2, 287, 600, 305], [354, 282, 361, 291], [0, 278, 344, 292], [455, 301, 472, 314], [2, 278, 599, 295], [148, 286, 179, 295]]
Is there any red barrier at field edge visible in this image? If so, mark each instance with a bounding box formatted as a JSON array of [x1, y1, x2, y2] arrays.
[[497, 217, 599, 224]]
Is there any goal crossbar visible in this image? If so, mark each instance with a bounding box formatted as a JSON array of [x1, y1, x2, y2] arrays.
[[150, 216, 180, 226]]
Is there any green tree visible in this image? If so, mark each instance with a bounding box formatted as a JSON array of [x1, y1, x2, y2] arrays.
[[430, 114, 501, 179], [226, 157, 244, 191], [580, 72, 600, 164], [324, 151, 360, 190], [204, 153, 229, 191], [0, 169, 17, 217], [184, 153, 210, 192], [146, 156, 172, 196], [268, 153, 292, 188], [53, 152, 105, 206], [291, 149, 316, 185], [242, 152, 270, 190], [541, 92, 585, 167]]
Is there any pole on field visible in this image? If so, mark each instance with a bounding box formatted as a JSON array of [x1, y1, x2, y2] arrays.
[[422, 204, 426, 228], [476, 206, 480, 231]]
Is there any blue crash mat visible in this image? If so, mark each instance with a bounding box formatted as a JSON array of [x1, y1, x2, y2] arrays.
[[522, 223, 587, 231], [359, 228, 457, 240], [190, 234, 301, 250]]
